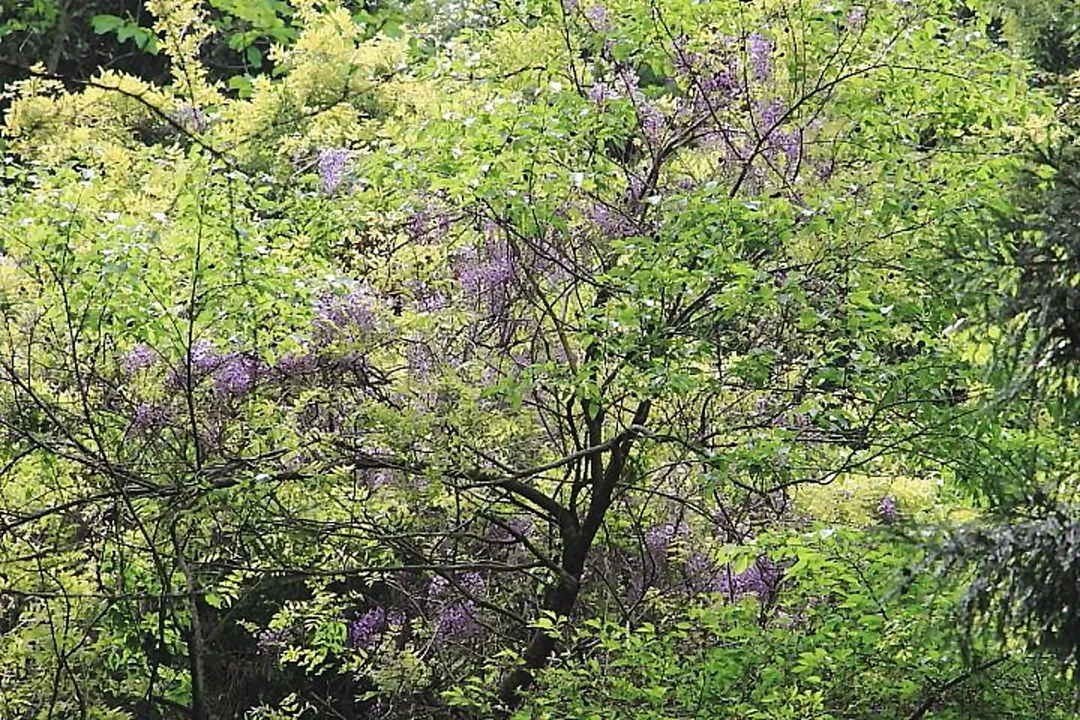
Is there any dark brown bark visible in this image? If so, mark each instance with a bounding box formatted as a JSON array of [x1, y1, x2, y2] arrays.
[[496, 530, 587, 707], [497, 401, 651, 709]]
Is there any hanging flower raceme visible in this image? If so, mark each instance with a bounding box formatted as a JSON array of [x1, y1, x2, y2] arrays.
[[273, 351, 319, 380], [317, 148, 349, 195], [714, 555, 781, 603], [435, 601, 481, 643], [256, 628, 292, 658], [583, 4, 613, 33], [122, 343, 157, 376], [427, 573, 486, 644], [644, 520, 689, 564], [406, 205, 453, 244], [748, 32, 774, 83], [587, 81, 622, 104], [453, 233, 516, 312], [130, 403, 170, 435], [313, 284, 382, 343], [878, 496, 899, 523], [211, 353, 265, 397], [348, 606, 387, 649]]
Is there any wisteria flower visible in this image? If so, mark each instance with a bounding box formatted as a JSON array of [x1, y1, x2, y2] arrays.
[[317, 148, 349, 195], [878, 496, 899, 523], [212, 353, 264, 397], [583, 4, 613, 32], [748, 32, 773, 82], [406, 206, 453, 243], [454, 243, 515, 305], [130, 403, 170, 433], [714, 555, 781, 602], [191, 339, 222, 374], [314, 285, 381, 342], [435, 600, 481, 642], [645, 521, 688, 563], [256, 628, 291, 657], [460, 572, 486, 596], [428, 575, 450, 598], [348, 606, 387, 649], [274, 352, 318, 379], [123, 343, 157, 376], [587, 81, 621, 104]]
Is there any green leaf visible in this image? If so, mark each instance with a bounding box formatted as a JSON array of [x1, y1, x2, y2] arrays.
[[90, 14, 124, 34], [227, 75, 254, 98], [245, 45, 263, 69]]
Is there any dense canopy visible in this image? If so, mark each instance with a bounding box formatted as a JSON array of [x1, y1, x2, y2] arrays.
[[1, 0, 1079, 718]]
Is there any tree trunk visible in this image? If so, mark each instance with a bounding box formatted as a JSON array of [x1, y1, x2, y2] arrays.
[[497, 532, 587, 707], [497, 400, 649, 709]]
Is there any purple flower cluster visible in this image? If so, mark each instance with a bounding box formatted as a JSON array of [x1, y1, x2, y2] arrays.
[[683, 552, 721, 595], [847, 6, 866, 27], [878, 496, 899, 524], [123, 344, 157, 376], [696, 66, 739, 110], [672, 35, 700, 76], [714, 555, 781, 602], [191, 339, 220, 374], [428, 575, 449, 598], [459, 572, 486, 596], [644, 521, 688, 561], [583, 4, 613, 32], [679, 551, 781, 603], [274, 351, 319, 379], [748, 32, 773, 83], [639, 104, 666, 145], [426, 572, 486, 644], [428, 572, 485, 598], [349, 606, 386, 649], [317, 148, 349, 195], [212, 353, 264, 397], [406, 206, 453, 244], [760, 98, 785, 132], [131, 403, 170, 433], [314, 285, 380, 342], [671, 36, 742, 117], [406, 341, 435, 379], [587, 81, 622, 104], [454, 243, 514, 304], [163, 340, 266, 398], [435, 601, 480, 642], [404, 280, 448, 314], [755, 99, 801, 164], [610, 65, 670, 148], [256, 628, 291, 657]]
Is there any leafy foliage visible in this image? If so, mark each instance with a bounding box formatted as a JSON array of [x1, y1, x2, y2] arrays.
[[517, 528, 1076, 719], [0, 0, 1076, 718]]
